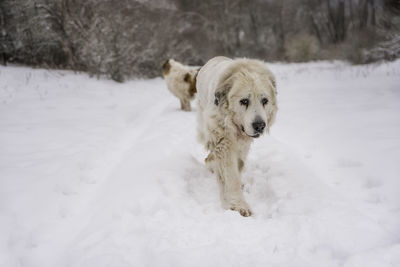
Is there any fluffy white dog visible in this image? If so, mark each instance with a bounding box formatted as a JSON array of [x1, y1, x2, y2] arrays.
[[162, 59, 198, 111], [196, 56, 278, 216]]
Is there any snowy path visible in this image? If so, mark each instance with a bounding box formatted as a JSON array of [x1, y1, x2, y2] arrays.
[[0, 61, 400, 266]]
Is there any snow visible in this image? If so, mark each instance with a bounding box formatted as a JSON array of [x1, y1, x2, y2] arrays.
[[0, 61, 400, 267]]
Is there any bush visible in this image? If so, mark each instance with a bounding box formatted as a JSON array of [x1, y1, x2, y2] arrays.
[[284, 33, 320, 62], [361, 34, 400, 64], [344, 29, 383, 64]]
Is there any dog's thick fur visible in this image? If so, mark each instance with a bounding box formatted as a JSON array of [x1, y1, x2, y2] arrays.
[[162, 59, 198, 111], [196, 56, 278, 216]]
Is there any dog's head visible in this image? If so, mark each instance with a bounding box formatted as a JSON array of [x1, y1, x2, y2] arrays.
[[214, 59, 277, 138]]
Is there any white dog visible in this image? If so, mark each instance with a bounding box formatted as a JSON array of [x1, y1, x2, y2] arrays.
[[162, 59, 198, 111], [196, 57, 278, 216]]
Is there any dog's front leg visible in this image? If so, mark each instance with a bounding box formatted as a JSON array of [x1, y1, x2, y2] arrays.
[[180, 99, 191, 111], [210, 139, 252, 217]]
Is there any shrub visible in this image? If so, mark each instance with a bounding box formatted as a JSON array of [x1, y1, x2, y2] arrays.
[[284, 33, 320, 62]]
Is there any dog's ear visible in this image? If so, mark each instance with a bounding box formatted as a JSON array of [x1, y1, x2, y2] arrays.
[[214, 72, 235, 107], [215, 67, 236, 107], [214, 82, 231, 107]]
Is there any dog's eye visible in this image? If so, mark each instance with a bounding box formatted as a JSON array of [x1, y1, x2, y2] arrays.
[[240, 98, 249, 107], [261, 98, 268, 106]]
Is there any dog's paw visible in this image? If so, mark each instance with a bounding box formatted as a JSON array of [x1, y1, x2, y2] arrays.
[[239, 207, 252, 217], [230, 203, 253, 217]]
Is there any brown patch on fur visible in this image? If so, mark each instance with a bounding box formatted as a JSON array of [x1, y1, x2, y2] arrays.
[[183, 71, 198, 97], [162, 60, 171, 76], [184, 73, 190, 83], [238, 158, 244, 172], [189, 72, 197, 97]]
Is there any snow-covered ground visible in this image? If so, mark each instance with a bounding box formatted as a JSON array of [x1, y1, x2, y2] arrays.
[[0, 61, 399, 267]]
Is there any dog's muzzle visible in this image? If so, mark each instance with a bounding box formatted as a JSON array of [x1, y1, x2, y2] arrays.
[[241, 124, 262, 138]]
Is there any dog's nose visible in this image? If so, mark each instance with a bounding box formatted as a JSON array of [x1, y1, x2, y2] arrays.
[[252, 120, 266, 133]]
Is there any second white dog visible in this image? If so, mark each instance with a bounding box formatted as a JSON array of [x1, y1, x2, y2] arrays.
[[196, 56, 278, 217]]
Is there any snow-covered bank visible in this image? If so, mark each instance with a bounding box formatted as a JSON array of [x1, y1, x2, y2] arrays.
[[0, 61, 399, 266]]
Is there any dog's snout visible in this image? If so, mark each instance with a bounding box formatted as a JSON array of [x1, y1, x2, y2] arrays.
[[252, 120, 266, 133]]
